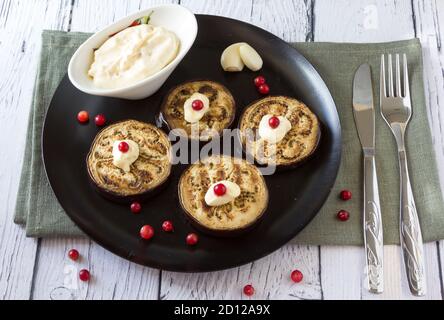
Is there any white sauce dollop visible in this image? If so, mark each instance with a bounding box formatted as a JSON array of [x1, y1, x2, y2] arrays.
[[112, 140, 139, 173], [89, 24, 180, 89], [184, 93, 210, 123], [204, 180, 241, 207], [258, 115, 292, 143]]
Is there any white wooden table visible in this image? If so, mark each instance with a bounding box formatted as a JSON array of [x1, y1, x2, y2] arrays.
[[1, 0, 443, 300]]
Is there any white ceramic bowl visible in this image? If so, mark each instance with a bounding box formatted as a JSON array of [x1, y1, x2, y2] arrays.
[[68, 5, 197, 100]]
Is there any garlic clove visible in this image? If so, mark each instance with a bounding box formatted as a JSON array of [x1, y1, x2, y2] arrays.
[[239, 44, 263, 71], [221, 43, 246, 72]]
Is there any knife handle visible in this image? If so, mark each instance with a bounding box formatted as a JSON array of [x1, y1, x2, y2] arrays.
[[398, 150, 427, 296], [363, 154, 384, 293]]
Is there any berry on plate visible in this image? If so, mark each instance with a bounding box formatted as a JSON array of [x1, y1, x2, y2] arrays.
[[94, 114, 106, 127], [130, 202, 142, 214], [162, 221, 174, 232], [254, 76, 266, 87], [140, 225, 154, 240], [186, 233, 199, 246], [77, 111, 89, 123]]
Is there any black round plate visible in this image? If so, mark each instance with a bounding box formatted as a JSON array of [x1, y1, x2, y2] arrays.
[[42, 15, 341, 272]]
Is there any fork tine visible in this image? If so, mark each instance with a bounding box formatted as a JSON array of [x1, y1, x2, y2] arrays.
[[395, 54, 402, 97], [380, 54, 386, 98], [403, 53, 410, 99], [388, 54, 394, 96]]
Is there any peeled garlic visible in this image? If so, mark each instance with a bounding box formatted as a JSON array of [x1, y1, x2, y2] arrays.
[[239, 44, 263, 71], [220, 43, 246, 72]]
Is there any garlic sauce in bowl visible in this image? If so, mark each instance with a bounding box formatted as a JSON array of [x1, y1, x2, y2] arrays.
[[89, 24, 180, 90], [68, 5, 197, 100]]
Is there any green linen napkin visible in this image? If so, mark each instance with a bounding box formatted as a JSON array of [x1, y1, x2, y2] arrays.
[[14, 30, 444, 245]]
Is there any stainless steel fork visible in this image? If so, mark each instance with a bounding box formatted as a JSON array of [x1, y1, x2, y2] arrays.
[[380, 54, 426, 296]]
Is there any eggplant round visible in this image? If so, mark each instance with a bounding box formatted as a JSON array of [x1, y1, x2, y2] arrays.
[[239, 96, 321, 169], [178, 155, 269, 237], [86, 120, 172, 203], [158, 80, 236, 142]]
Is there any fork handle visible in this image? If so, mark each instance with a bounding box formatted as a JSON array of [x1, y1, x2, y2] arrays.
[[398, 150, 427, 296], [363, 154, 384, 293]]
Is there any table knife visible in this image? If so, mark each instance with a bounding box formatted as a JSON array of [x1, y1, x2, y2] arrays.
[[353, 64, 384, 294]]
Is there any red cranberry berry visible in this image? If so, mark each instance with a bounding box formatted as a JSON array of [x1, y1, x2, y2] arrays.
[[140, 225, 154, 240], [94, 114, 106, 127], [213, 183, 227, 196], [340, 190, 352, 201], [291, 270, 304, 283], [258, 84, 270, 95], [130, 202, 142, 214], [337, 210, 350, 222], [162, 221, 174, 233], [186, 233, 199, 246], [254, 76, 266, 87], [243, 284, 255, 296], [77, 111, 89, 124], [118, 141, 129, 153], [68, 249, 79, 261], [268, 116, 280, 129], [79, 269, 90, 282], [192, 99, 204, 111]]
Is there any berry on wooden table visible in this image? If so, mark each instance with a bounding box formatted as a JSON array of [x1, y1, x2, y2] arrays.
[[68, 249, 79, 261], [291, 270, 303, 283], [243, 284, 255, 296], [79, 269, 90, 282]]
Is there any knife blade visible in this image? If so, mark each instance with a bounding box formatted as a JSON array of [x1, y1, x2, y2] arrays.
[[353, 64, 384, 294], [353, 64, 375, 149]]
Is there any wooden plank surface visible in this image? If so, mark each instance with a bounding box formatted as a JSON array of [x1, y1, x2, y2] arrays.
[[314, 0, 414, 42], [161, 245, 321, 300], [412, 0, 444, 295], [0, 0, 72, 300], [180, 0, 253, 22], [0, 0, 443, 300]]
